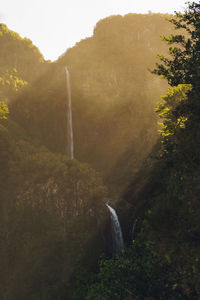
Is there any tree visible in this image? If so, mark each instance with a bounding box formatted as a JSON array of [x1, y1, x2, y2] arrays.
[[153, 1, 200, 89], [153, 1, 200, 162], [155, 84, 192, 156]]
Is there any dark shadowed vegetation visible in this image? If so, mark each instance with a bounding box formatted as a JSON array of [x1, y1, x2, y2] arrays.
[[1, 4, 200, 299]]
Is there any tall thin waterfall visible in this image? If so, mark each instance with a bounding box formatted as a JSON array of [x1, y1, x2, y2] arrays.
[[65, 67, 74, 159], [106, 203, 124, 252]]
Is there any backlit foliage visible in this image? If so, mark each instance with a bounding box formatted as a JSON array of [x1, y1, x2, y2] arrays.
[[155, 84, 192, 155], [0, 101, 9, 119]]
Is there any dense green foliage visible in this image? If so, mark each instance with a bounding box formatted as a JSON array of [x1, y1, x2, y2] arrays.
[[155, 84, 192, 156], [0, 120, 107, 299], [148, 4, 200, 297], [153, 2, 200, 165], [153, 2, 200, 88], [73, 2, 200, 299], [1, 5, 200, 299], [73, 241, 188, 299]]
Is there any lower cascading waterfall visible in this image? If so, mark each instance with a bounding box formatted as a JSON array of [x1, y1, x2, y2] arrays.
[[106, 203, 124, 252]]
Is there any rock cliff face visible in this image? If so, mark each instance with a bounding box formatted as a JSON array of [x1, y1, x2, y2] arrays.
[[56, 14, 171, 180], [8, 14, 172, 195]]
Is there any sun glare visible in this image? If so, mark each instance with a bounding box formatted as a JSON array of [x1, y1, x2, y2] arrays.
[[1, 0, 186, 60]]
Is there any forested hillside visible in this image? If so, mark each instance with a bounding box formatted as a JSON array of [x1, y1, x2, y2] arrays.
[[58, 13, 171, 188], [9, 14, 173, 192], [0, 23, 108, 299], [1, 5, 200, 299], [73, 3, 200, 299]]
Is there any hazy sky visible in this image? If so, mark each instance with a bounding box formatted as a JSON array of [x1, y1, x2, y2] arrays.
[[1, 0, 187, 61]]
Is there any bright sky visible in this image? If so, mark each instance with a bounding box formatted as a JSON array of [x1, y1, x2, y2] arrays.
[[1, 0, 187, 61]]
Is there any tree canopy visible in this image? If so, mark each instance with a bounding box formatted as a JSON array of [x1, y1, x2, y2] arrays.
[[154, 1, 200, 163]]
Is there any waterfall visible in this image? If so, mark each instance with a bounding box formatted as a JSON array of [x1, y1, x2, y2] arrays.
[[131, 218, 138, 240], [65, 67, 74, 159], [106, 203, 124, 252]]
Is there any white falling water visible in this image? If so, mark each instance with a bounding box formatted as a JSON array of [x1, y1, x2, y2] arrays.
[[131, 218, 138, 240], [65, 67, 74, 159], [106, 203, 124, 252]]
